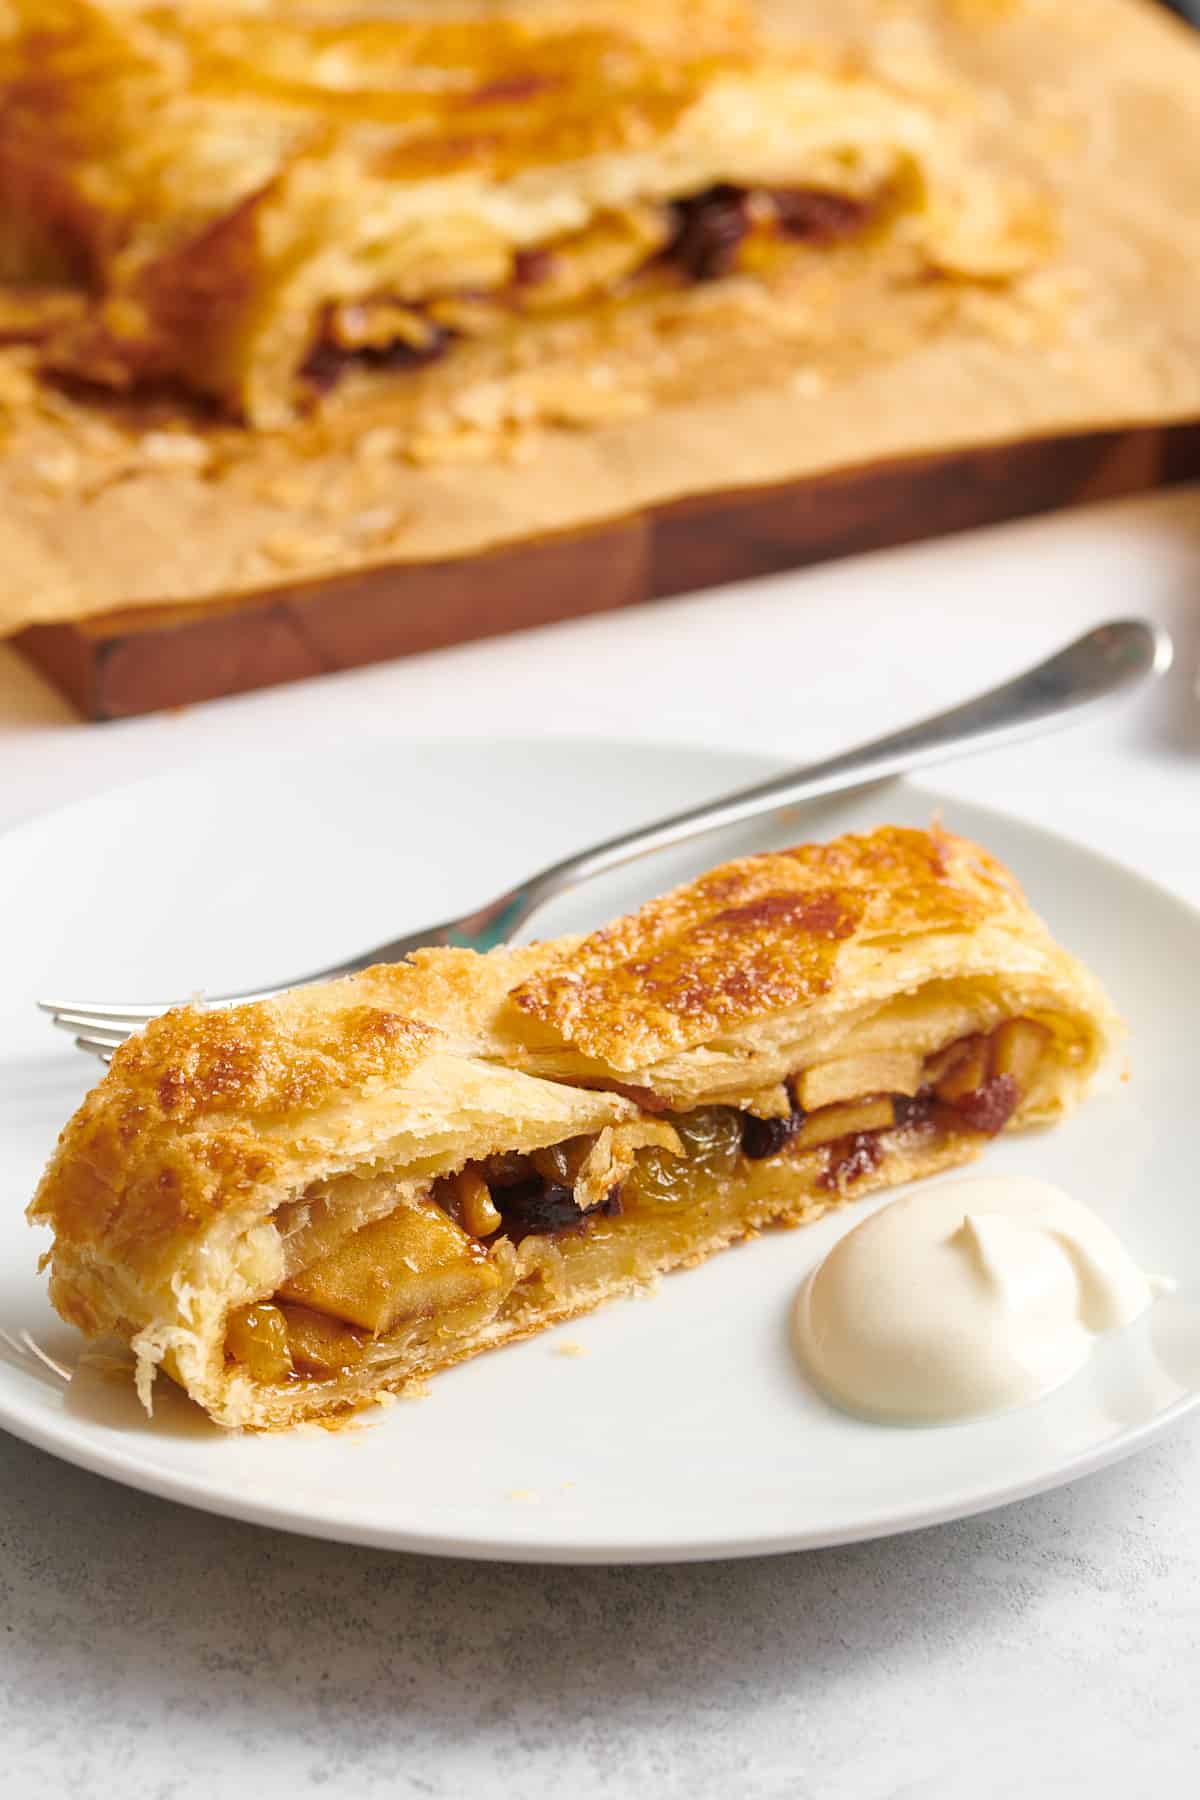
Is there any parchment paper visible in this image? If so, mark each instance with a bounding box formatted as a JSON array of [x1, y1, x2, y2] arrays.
[[1, 0, 1198, 633]]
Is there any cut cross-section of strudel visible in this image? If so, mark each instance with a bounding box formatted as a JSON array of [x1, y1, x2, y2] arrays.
[[29, 827, 1117, 1430], [0, 0, 1048, 425]]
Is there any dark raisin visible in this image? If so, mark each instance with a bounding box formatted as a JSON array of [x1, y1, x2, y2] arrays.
[[670, 184, 750, 281], [367, 325, 453, 371], [298, 338, 348, 393], [513, 247, 555, 287], [494, 1179, 581, 1243], [481, 1151, 534, 1188], [894, 1089, 935, 1129], [769, 188, 870, 243], [493, 1178, 622, 1245], [299, 314, 454, 392], [946, 1074, 1020, 1137], [741, 1082, 806, 1160], [818, 1131, 884, 1192], [741, 1110, 796, 1160]]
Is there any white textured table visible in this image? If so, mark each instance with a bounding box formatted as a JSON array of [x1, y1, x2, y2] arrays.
[[3, 489, 1199, 1797]]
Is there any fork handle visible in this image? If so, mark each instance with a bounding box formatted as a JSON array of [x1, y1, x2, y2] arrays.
[[466, 617, 1170, 944], [41, 618, 1171, 1038]]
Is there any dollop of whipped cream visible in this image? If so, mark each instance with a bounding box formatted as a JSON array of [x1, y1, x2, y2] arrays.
[[792, 1176, 1170, 1425]]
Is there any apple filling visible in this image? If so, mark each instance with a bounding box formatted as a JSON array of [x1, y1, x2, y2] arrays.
[[299, 183, 880, 396], [223, 1017, 1051, 1386]]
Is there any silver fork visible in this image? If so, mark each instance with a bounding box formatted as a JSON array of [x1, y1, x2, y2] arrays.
[[42, 618, 1171, 1061]]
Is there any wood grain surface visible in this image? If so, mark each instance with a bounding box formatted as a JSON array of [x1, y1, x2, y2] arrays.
[[16, 423, 1200, 720]]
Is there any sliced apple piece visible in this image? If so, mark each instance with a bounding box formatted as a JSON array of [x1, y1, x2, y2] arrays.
[[990, 1017, 1051, 1090], [792, 1095, 896, 1151], [226, 1302, 294, 1383], [795, 1051, 924, 1112], [278, 1200, 501, 1333], [273, 1166, 410, 1279], [277, 1303, 370, 1378], [932, 1035, 990, 1104]]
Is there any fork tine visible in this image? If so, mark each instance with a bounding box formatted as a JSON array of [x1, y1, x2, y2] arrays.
[[38, 998, 170, 1022], [40, 988, 291, 1034], [73, 1036, 117, 1062], [49, 1016, 129, 1044]]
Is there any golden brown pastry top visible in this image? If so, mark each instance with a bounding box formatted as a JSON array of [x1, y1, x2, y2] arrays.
[[29, 928, 644, 1281], [1, 0, 987, 420], [511, 826, 1028, 1067], [0, 0, 756, 244], [0, 0, 773, 314], [29, 823, 1106, 1292], [32, 982, 438, 1261]]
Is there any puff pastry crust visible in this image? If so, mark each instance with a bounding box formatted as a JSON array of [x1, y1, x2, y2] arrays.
[[29, 826, 1118, 1429], [0, 0, 1048, 425]]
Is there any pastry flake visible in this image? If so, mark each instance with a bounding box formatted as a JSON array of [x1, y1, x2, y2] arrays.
[[0, 0, 1048, 424], [29, 825, 1119, 1430]]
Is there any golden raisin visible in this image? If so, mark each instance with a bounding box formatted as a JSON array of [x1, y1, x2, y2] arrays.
[[456, 1166, 502, 1239], [530, 1136, 594, 1186], [626, 1107, 742, 1210]]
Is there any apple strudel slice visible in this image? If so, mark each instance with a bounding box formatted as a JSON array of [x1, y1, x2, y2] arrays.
[[29, 826, 1117, 1431]]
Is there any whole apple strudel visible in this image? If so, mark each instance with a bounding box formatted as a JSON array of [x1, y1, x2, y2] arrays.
[[1, 0, 1048, 427]]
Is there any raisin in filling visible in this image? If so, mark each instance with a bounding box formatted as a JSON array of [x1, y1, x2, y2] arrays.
[[948, 1075, 1020, 1135], [767, 188, 871, 242], [300, 317, 455, 393], [740, 1083, 806, 1160], [670, 183, 752, 280], [893, 1090, 936, 1130], [817, 1132, 885, 1192], [512, 246, 555, 286], [493, 1179, 622, 1246], [669, 183, 872, 281]]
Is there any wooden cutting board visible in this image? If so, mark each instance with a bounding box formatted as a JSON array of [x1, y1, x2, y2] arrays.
[[16, 421, 1200, 720]]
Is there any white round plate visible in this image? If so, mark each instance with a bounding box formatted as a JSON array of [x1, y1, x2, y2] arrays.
[[1, 739, 1198, 1563]]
